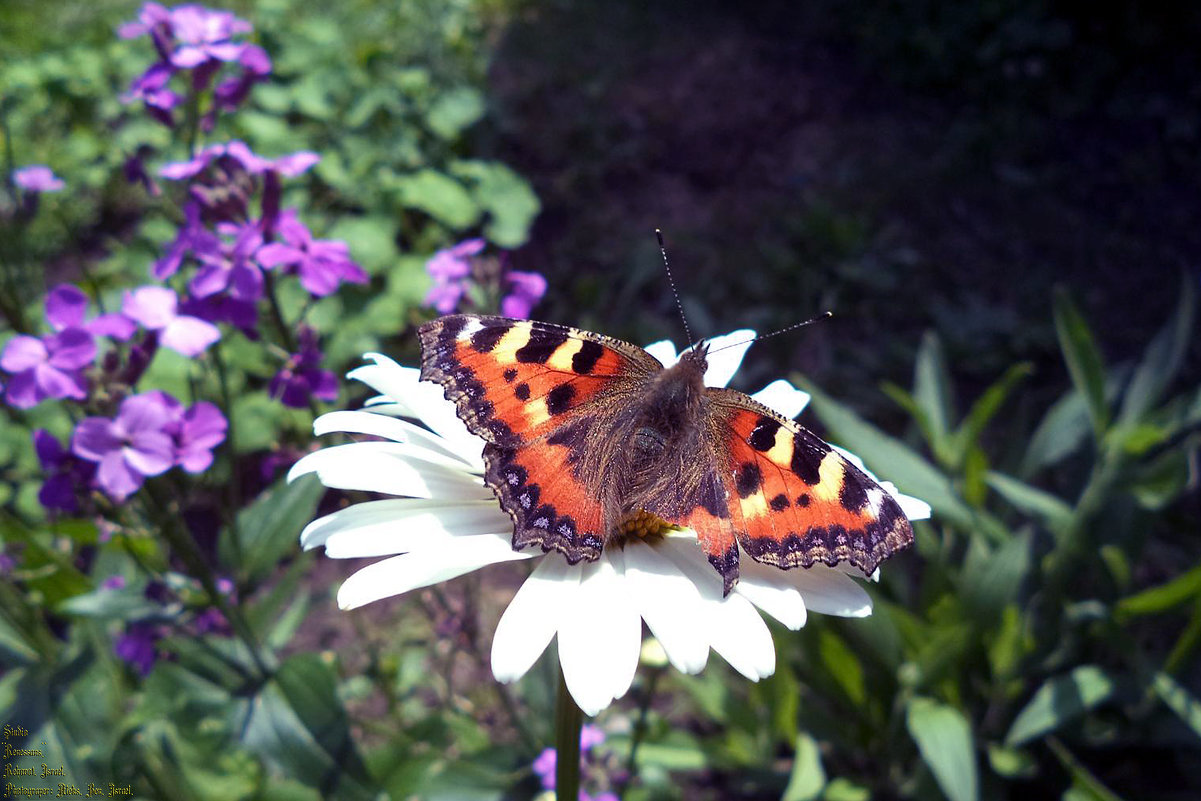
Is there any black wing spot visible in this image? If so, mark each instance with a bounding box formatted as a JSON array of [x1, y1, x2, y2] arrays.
[[769, 493, 790, 511], [546, 382, 577, 415], [572, 340, 604, 374], [839, 472, 869, 512], [748, 417, 780, 451], [471, 324, 509, 353], [791, 434, 825, 485], [514, 382, 531, 401], [516, 329, 570, 363], [735, 462, 763, 498], [503, 368, 518, 383], [796, 493, 811, 507]]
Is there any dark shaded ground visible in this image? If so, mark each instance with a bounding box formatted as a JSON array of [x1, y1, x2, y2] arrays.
[[485, 0, 1201, 420]]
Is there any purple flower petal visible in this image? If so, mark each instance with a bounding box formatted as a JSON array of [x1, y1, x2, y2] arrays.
[[33, 429, 66, 469], [46, 285, 88, 330], [123, 286, 179, 329], [13, 165, 65, 193], [4, 370, 41, 409], [1, 336, 48, 372], [189, 262, 233, 298], [255, 242, 301, 268], [89, 313, 137, 341], [46, 328, 97, 370], [239, 43, 272, 75], [34, 363, 87, 401], [124, 431, 175, 476], [309, 369, 338, 402], [273, 151, 320, 176], [160, 315, 220, 356], [118, 393, 175, 435], [39, 473, 78, 513], [72, 418, 122, 462], [98, 451, 142, 501]]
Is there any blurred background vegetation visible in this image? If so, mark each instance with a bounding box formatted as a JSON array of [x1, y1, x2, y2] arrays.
[[1, 0, 1198, 799]]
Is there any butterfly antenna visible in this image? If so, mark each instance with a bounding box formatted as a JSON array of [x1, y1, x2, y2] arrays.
[[656, 228, 694, 348], [707, 311, 834, 355]]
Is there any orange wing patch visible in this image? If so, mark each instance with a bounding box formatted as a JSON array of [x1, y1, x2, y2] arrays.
[[419, 315, 653, 448], [715, 393, 913, 577], [419, 314, 659, 562]]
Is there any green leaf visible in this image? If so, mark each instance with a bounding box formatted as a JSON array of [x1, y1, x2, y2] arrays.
[[960, 532, 1031, 619], [426, 87, 486, 139], [393, 169, 480, 229], [324, 216, 399, 276], [1151, 671, 1201, 741], [1115, 561, 1201, 618], [823, 778, 871, 801], [906, 697, 979, 801], [818, 629, 865, 705], [987, 743, 1037, 779], [243, 654, 374, 800], [950, 362, 1033, 466], [913, 332, 955, 462], [56, 586, 161, 620], [1118, 273, 1195, 425], [985, 471, 1073, 535], [1053, 288, 1109, 439], [223, 474, 324, 583], [452, 160, 541, 248], [782, 732, 826, 801], [1006, 665, 1117, 746]]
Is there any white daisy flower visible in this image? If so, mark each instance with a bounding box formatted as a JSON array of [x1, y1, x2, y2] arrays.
[[291, 330, 929, 716]]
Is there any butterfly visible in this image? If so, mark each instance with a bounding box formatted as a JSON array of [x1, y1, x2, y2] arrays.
[[418, 314, 913, 595]]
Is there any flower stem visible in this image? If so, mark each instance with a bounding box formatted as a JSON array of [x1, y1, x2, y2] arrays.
[[209, 343, 243, 566], [555, 666, 583, 801]]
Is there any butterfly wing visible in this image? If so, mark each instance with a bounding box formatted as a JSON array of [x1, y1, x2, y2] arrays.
[[705, 388, 914, 581], [418, 314, 662, 562]]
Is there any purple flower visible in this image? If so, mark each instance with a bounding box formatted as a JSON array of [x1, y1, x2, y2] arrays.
[[424, 238, 484, 313], [160, 141, 318, 182], [122, 286, 221, 356], [154, 201, 221, 279], [175, 401, 227, 472], [531, 725, 608, 792], [115, 622, 162, 676], [167, 5, 252, 70], [269, 327, 337, 408], [102, 575, 127, 590], [179, 294, 259, 336], [13, 165, 65, 193], [257, 209, 367, 297], [189, 220, 264, 301], [532, 748, 556, 789], [46, 285, 137, 340], [500, 270, 548, 319], [1, 329, 94, 408], [33, 429, 96, 514], [123, 62, 183, 126], [72, 393, 177, 501]]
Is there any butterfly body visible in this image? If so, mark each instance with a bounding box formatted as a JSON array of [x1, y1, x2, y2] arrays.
[[418, 314, 912, 594]]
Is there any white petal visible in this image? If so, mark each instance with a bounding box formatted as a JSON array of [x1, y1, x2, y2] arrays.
[[751, 379, 811, 419], [337, 534, 531, 609], [643, 339, 679, 368], [313, 410, 479, 468], [790, 565, 873, 617], [736, 560, 808, 631], [695, 329, 755, 388], [623, 540, 710, 674], [312, 410, 482, 471], [301, 498, 509, 557], [558, 552, 642, 715], [289, 442, 493, 499], [492, 557, 576, 683], [656, 536, 775, 681], [349, 357, 484, 465], [885, 482, 932, 521]]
